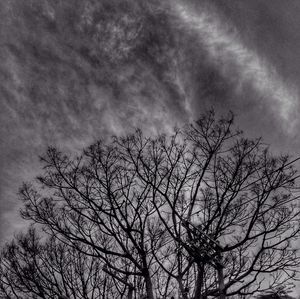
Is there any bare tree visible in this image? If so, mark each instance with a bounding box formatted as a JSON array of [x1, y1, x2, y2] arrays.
[[0, 228, 119, 299], [17, 111, 300, 298]]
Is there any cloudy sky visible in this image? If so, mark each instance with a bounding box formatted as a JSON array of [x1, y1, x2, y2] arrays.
[[0, 0, 300, 244]]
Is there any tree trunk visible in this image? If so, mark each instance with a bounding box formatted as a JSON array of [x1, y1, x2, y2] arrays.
[[177, 276, 189, 299], [141, 254, 155, 299], [194, 263, 204, 299], [128, 287, 134, 299], [102, 276, 107, 299], [217, 265, 225, 299], [145, 273, 155, 299], [144, 270, 155, 299]]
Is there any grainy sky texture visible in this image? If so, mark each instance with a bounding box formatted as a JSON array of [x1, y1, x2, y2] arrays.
[[0, 0, 300, 243]]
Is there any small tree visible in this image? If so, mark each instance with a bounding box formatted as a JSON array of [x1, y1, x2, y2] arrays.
[[0, 228, 119, 299], [15, 111, 300, 298]]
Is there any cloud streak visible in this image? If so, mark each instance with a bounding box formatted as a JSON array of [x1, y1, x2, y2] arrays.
[[172, 0, 298, 132]]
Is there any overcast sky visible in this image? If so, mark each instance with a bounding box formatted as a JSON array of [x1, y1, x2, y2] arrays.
[[1, 0, 300, 246]]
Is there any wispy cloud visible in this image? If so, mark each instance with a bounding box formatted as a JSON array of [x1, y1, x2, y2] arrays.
[[172, 1, 298, 132], [0, 0, 191, 242]]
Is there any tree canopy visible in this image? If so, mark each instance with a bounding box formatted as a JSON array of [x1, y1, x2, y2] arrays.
[[1, 111, 300, 299]]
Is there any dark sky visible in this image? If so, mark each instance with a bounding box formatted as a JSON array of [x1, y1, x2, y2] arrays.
[[0, 0, 300, 245]]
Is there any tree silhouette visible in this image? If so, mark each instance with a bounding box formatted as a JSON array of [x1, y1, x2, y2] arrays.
[[0, 228, 122, 299], [3, 111, 300, 298]]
